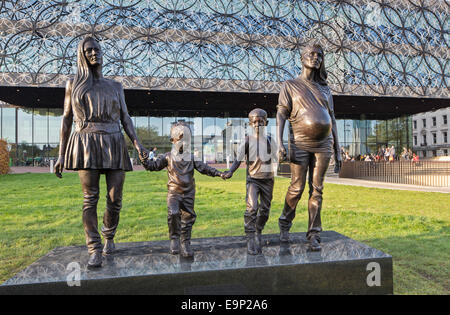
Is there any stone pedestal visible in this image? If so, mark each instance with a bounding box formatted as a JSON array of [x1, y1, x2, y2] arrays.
[[0, 231, 392, 295]]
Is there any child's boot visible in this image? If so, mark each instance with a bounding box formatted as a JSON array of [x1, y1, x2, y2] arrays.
[[255, 230, 263, 254], [181, 239, 193, 257], [170, 238, 180, 255], [181, 231, 194, 258], [246, 233, 258, 255]]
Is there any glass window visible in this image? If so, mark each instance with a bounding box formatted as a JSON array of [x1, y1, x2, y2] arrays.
[[33, 143, 46, 162], [17, 142, 33, 165], [134, 116, 151, 148], [162, 117, 176, 137], [47, 143, 59, 158], [387, 118, 399, 148], [443, 115, 447, 125], [176, 116, 194, 136], [202, 118, 215, 140], [336, 119, 346, 143], [1, 106, 16, 143], [351, 120, 366, 144], [443, 131, 448, 143], [18, 108, 33, 144], [267, 117, 276, 139], [413, 120, 417, 129], [149, 117, 163, 136], [432, 117, 436, 126], [191, 117, 203, 161], [343, 120, 354, 143], [202, 117, 216, 163], [367, 143, 377, 154], [348, 142, 361, 157], [432, 133, 436, 144], [398, 116, 409, 148], [422, 118, 426, 128], [224, 118, 245, 162], [33, 108, 48, 144], [159, 117, 176, 153], [215, 118, 227, 163], [407, 116, 413, 149], [341, 143, 351, 159], [375, 120, 387, 143], [366, 120, 377, 144], [48, 109, 63, 143]]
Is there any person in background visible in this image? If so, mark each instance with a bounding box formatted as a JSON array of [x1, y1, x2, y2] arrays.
[[148, 148, 155, 161], [408, 148, 413, 160], [389, 145, 396, 162], [412, 153, 419, 165], [400, 147, 407, 161]]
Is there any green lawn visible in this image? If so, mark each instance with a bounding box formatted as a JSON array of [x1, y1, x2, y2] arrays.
[[0, 169, 449, 294]]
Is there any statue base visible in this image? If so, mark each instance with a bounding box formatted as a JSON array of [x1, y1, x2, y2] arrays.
[[0, 231, 392, 295]]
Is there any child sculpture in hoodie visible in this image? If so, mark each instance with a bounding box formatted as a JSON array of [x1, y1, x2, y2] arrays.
[[140, 122, 226, 258]]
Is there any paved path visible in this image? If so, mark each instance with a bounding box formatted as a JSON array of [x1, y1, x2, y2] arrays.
[[324, 176, 450, 194]]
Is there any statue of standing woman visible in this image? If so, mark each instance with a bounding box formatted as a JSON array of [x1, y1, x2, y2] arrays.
[[277, 43, 341, 251], [54, 37, 148, 267]]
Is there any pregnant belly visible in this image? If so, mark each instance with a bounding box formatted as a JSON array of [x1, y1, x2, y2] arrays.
[[296, 110, 332, 141]]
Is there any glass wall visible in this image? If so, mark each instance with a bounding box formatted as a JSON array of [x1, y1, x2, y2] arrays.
[[340, 115, 412, 159], [0, 104, 413, 166]]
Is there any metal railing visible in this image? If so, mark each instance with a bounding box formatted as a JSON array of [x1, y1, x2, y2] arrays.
[[277, 161, 339, 178], [339, 160, 450, 187]]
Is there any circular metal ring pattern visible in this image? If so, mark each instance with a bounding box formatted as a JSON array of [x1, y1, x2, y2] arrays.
[[0, 0, 448, 98]]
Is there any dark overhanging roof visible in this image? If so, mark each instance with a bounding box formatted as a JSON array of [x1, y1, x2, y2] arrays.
[[0, 85, 448, 120]]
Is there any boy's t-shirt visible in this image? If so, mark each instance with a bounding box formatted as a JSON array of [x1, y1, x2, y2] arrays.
[[235, 135, 277, 180]]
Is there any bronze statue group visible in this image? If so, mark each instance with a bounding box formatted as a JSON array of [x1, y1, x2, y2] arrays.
[[55, 37, 341, 267]]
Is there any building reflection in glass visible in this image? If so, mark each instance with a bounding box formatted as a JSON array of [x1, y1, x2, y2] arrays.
[[0, 104, 412, 166]]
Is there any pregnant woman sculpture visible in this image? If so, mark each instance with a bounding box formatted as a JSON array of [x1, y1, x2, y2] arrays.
[[54, 37, 147, 267], [277, 43, 342, 251]]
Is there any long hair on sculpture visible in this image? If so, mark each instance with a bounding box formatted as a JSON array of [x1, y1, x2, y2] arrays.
[[301, 43, 328, 86], [71, 36, 101, 109]]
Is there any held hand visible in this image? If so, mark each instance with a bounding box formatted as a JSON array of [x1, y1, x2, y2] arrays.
[[139, 154, 149, 167], [54, 155, 64, 178], [138, 145, 149, 161], [222, 171, 233, 180], [334, 158, 342, 174], [278, 144, 287, 163], [218, 171, 226, 180]]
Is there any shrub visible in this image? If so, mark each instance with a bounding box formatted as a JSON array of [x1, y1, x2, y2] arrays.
[[0, 139, 10, 174]]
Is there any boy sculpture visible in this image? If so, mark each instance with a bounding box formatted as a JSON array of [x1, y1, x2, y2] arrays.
[[223, 108, 277, 255], [140, 122, 226, 258]]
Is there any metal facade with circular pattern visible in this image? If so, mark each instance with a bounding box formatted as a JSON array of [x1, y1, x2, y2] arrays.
[[0, 0, 448, 98]]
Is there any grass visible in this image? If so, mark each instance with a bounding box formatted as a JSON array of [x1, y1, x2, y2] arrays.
[[0, 169, 449, 294]]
